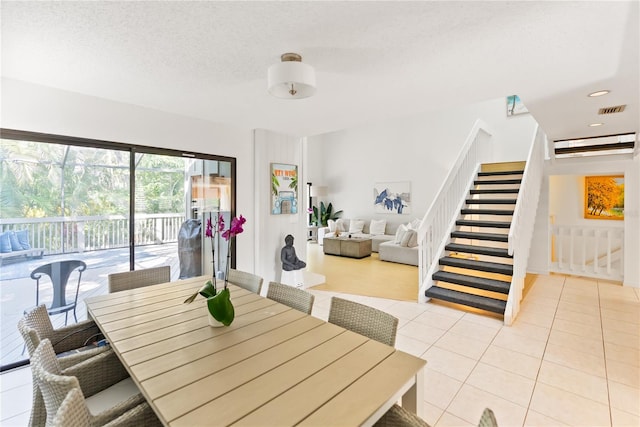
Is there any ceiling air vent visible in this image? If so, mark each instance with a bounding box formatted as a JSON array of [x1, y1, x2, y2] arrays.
[[598, 105, 626, 115]]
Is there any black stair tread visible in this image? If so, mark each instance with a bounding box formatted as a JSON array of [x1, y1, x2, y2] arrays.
[[446, 243, 512, 258], [478, 170, 524, 176], [474, 178, 522, 185], [461, 208, 514, 215], [456, 219, 511, 228], [470, 188, 520, 194], [439, 256, 513, 276], [451, 231, 509, 242], [432, 270, 511, 294], [465, 198, 517, 204], [425, 286, 507, 314]]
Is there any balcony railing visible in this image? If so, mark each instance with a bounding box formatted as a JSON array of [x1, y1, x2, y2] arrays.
[[0, 213, 185, 255]]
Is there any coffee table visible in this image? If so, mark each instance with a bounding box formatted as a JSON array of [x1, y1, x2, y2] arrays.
[[323, 236, 372, 258]]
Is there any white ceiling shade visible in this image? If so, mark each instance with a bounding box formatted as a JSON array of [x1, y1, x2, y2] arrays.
[[267, 53, 316, 99]]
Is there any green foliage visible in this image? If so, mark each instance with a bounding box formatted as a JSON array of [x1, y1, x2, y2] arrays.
[[312, 201, 343, 226], [271, 173, 280, 196], [206, 288, 235, 326], [1, 140, 186, 219]]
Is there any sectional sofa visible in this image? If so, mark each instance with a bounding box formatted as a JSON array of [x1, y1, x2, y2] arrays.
[[318, 218, 419, 266]]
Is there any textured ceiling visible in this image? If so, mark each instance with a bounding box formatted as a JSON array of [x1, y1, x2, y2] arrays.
[[2, 1, 638, 139]]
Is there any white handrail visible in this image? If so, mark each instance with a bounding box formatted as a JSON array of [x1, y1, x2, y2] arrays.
[[504, 124, 546, 325], [417, 119, 493, 303], [550, 224, 624, 280]]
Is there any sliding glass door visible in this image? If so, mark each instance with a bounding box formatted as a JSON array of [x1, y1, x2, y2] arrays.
[[0, 130, 235, 370]]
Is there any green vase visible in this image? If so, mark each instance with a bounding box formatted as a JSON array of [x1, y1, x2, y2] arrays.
[[206, 288, 235, 327]]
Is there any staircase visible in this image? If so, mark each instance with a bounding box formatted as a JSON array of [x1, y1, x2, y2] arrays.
[[425, 165, 525, 315]]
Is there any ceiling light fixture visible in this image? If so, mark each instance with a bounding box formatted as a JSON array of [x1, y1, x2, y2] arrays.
[[268, 53, 316, 99], [589, 123, 604, 127], [588, 90, 610, 97]]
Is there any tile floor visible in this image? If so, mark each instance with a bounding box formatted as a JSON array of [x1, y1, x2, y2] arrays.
[[1, 274, 639, 426]]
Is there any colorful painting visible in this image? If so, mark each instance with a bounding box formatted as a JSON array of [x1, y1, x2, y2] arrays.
[[506, 95, 528, 116], [271, 163, 298, 215], [584, 175, 624, 220], [374, 181, 411, 214]]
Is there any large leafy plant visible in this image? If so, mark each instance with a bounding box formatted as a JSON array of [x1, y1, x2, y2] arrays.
[[312, 201, 342, 226]]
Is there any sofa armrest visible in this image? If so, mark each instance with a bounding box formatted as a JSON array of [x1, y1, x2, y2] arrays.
[[317, 227, 330, 245]]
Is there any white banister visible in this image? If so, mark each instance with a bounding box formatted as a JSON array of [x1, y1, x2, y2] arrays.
[[417, 120, 493, 303], [504, 124, 546, 325], [550, 224, 624, 280]]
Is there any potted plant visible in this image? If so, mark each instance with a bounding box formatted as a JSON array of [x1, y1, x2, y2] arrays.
[[184, 213, 246, 327], [311, 201, 342, 227]]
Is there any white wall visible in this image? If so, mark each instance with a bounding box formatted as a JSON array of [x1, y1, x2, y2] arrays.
[[253, 129, 306, 285], [531, 155, 640, 287], [306, 97, 536, 230], [1, 78, 257, 272]]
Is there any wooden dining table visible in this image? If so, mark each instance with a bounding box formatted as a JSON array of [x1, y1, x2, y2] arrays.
[[84, 275, 426, 426]]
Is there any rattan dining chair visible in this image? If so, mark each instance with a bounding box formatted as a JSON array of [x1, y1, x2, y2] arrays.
[[31, 339, 147, 427], [227, 268, 263, 294], [266, 281, 315, 314], [328, 297, 399, 346], [477, 407, 499, 427], [52, 387, 161, 427], [19, 306, 112, 427], [373, 403, 430, 427], [107, 266, 171, 293]]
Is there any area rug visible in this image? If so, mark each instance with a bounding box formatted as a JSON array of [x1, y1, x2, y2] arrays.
[[305, 243, 418, 302]]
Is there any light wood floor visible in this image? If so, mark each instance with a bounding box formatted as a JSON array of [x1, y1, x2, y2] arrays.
[[305, 242, 418, 301]]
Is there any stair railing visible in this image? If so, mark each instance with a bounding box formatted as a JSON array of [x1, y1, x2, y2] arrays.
[[417, 119, 493, 303], [504, 124, 546, 325]]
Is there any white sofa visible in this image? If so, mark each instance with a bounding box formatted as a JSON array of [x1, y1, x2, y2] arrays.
[[319, 218, 420, 266], [317, 218, 396, 252]]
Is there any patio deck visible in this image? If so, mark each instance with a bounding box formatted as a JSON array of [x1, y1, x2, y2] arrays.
[[0, 243, 181, 367]]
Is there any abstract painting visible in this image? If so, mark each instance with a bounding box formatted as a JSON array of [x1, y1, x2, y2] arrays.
[[271, 163, 298, 215], [584, 175, 624, 220], [374, 181, 411, 214]]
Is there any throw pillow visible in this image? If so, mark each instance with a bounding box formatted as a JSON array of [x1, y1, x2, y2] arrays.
[[0, 232, 12, 253], [369, 219, 386, 236], [8, 231, 22, 251], [394, 224, 408, 244], [348, 219, 365, 234], [400, 229, 417, 247], [335, 219, 347, 232], [16, 229, 31, 250], [407, 230, 418, 247], [328, 220, 337, 233]]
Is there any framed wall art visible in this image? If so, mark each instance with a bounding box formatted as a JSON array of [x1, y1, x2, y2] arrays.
[[506, 95, 528, 116], [373, 181, 411, 214], [271, 163, 298, 215], [584, 175, 624, 220]]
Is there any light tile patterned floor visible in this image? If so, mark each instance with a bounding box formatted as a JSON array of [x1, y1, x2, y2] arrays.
[[2, 274, 639, 426]]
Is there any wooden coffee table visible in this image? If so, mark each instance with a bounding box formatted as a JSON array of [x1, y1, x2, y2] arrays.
[[323, 236, 372, 259]]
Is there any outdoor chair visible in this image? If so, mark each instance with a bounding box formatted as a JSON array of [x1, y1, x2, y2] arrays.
[[266, 281, 315, 314], [227, 268, 263, 294], [107, 265, 171, 293], [52, 387, 161, 427], [28, 260, 87, 325], [374, 406, 498, 427], [328, 297, 399, 346], [31, 339, 144, 427]]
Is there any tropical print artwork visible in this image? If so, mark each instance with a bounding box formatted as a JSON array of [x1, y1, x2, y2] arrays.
[[271, 163, 298, 215]]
